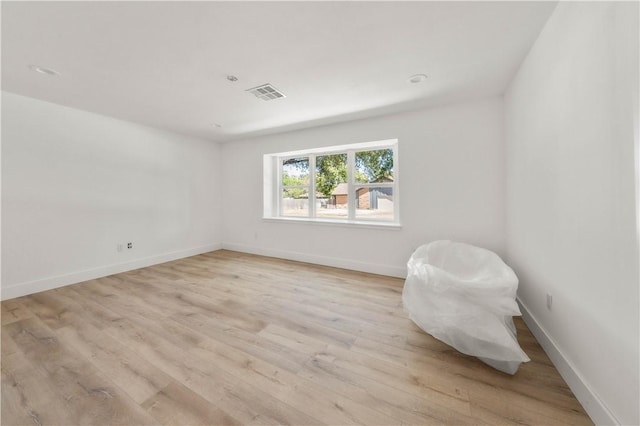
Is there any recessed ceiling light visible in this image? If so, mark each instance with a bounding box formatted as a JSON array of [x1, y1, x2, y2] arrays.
[[226, 75, 238, 82], [408, 74, 427, 84], [28, 64, 60, 76]]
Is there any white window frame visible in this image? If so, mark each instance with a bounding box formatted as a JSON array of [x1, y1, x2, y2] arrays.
[[264, 139, 400, 228]]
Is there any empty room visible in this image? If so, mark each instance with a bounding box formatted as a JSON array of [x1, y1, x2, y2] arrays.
[[1, 1, 638, 425]]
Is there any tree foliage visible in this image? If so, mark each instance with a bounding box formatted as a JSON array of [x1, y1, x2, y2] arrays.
[[281, 168, 308, 199], [355, 149, 394, 183], [316, 154, 347, 197], [282, 149, 393, 198]]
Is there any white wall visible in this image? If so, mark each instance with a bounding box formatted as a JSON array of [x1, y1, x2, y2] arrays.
[[505, 2, 639, 424], [221, 98, 506, 277], [1, 92, 223, 299]]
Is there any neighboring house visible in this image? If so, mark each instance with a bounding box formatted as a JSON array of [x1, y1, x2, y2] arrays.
[[331, 183, 349, 208], [330, 182, 393, 210], [356, 186, 392, 210]]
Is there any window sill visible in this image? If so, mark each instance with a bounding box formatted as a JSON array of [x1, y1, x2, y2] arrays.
[[262, 216, 402, 230]]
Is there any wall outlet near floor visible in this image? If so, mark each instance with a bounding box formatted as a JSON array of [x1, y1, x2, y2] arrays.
[[546, 293, 552, 310], [117, 244, 123, 252], [127, 242, 133, 249]]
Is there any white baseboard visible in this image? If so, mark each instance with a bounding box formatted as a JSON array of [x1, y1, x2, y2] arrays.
[[517, 298, 618, 426], [0, 243, 222, 301], [222, 242, 406, 279]]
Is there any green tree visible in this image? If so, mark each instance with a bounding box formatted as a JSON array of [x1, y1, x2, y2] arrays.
[[356, 149, 393, 183], [282, 149, 393, 197], [282, 173, 308, 199], [316, 154, 347, 197]]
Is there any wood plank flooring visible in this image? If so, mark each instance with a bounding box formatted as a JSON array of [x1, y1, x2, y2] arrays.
[[1, 250, 592, 425]]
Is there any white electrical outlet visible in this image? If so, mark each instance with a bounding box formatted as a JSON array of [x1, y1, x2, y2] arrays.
[[117, 244, 123, 252], [546, 294, 552, 310]]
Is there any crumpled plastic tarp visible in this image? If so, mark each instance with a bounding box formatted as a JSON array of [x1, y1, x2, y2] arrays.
[[402, 240, 530, 374]]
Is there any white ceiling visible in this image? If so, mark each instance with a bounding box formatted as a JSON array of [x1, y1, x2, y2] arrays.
[[2, 1, 556, 143]]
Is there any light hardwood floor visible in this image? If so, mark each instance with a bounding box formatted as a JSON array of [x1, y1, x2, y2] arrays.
[[1, 250, 592, 425]]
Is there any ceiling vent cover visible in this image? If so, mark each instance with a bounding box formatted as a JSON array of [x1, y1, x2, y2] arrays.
[[246, 83, 286, 101]]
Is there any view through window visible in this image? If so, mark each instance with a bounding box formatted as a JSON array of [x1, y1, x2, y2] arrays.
[[268, 140, 398, 224]]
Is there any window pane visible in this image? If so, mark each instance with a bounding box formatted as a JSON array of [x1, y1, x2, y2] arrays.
[[355, 149, 394, 184], [281, 188, 309, 217], [355, 186, 394, 221], [315, 153, 348, 219], [282, 157, 309, 186]]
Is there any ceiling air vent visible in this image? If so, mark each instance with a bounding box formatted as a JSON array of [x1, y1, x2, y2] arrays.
[[246, 83, 286, 101]]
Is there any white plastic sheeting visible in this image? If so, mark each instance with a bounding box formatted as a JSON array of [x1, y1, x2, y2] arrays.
[[402, 240, 530, 374]]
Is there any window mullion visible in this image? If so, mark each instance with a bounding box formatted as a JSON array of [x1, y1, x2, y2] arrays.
[[393, 141, 399, 224], [347, 150, 355, 220], [309, 155, 316, 218], [277, 157, 283, 216]]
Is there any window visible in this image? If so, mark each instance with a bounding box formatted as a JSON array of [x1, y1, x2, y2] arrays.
[[264, 139, 399, 226]]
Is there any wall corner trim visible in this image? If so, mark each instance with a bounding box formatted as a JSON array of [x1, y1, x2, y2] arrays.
[[222, 242, 406, 279], [517, 298, 619, 425], [0, 243, 223, 301]]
